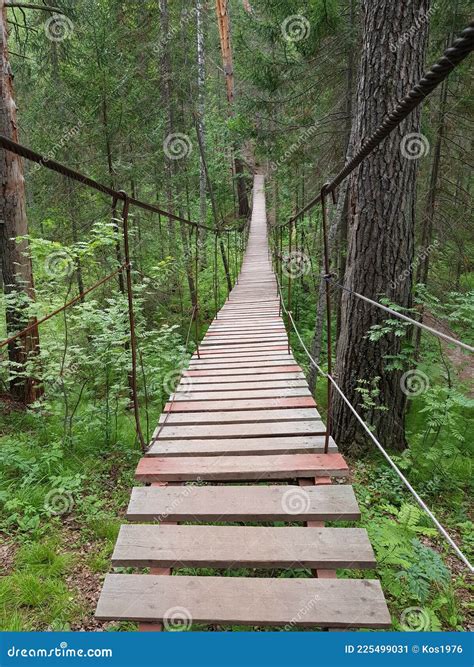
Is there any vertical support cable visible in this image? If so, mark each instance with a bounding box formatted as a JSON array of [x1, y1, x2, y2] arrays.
[[119, 192, 146, 453], [279, 224, 283, 289], [287, 221, 294, 354], [214, 233, 218, 319], [320, 185, 333, 454], [194, 228, 200, 359], [227, 231, 232, 288], [234, 229, 238, 283]]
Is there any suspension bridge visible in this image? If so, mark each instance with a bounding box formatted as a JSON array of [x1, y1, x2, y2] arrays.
[[95, 174, 391, 630], [0, 20, 472, 632]]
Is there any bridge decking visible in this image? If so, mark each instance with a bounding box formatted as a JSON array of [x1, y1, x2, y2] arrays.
[[95, 175, 391, 630]]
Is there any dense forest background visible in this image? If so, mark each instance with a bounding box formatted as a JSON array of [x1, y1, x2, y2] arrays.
[[0, 0, 472, 631]]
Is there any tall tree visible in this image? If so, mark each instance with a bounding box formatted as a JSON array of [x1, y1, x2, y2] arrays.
[[196, 0, 207, 236], [215, 0, 249, 218], [0, 0, 42, 403], [332, 0, 430, 451]]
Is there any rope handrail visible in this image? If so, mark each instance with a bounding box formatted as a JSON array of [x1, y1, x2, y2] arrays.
[[275, 272, 473, 572], [277, 20, 474, 227], [325, 277, 474, 353], [0, 262, 128, 350], [0, 134, 217, 233]]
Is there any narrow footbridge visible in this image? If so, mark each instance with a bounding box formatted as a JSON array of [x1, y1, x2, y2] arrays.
[[95, 175, 391, 630]]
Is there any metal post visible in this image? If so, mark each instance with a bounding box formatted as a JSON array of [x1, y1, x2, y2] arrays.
[[119, 191, 146, 453], [320, 185, 333, 454], [194, 229, 200, 359], [214, 233, 218, 319]]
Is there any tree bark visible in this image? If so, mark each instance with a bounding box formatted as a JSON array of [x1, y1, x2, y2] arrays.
[[193, 115, 233, 293], [101, 94, 125, 295], [0, 0, 42, 403], [332, 0, 429, 452], [160, 0, 177, 251], [413, 76, 448, 359], [196, 0, 207, 238], [215, 0, 249, 218]]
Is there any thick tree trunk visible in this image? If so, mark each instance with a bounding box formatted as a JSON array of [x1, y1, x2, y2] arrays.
[[332, 0, 429, 452], [0, 0, 42, 403]]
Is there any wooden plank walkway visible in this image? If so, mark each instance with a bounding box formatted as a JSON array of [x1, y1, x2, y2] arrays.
[[96, 174, 391, 630]]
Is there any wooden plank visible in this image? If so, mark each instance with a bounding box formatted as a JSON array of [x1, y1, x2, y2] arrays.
[[197, 350, 289, 359], [186, 366, 300, 376], [126, 483, 354, 522], [188, 359, 296, 368], [175, 380, 308, 392], [189, 356, 295, 366], [96, 575, 391, 628], [153, 420, 326, 440], [205, 332, 286, 339], [182, 373, 305, 384], [200, 338, 288, 347], [112, 525, 376, 569], [172, 387, 311, 400], [164, 397, 316, 412], [158, 408, 321, 425], [135, 453, 349, 481], [147, 435, 338, 456]]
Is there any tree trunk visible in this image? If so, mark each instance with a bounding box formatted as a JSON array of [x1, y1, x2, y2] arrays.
[[215, 0, 249, 218], [413, 75, 448, 358], [0, 0, 42, 403], [160, 0, 176, 251], [193, 114, 233, 293], [196, 0, 207, 239], [101, 94, 125, 295], [332, 0, 429, 453]]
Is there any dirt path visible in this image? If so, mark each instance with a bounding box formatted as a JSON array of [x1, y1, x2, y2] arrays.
[[423, 311, 474, 395]]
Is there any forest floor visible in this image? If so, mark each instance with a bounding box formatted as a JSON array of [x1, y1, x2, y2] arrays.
[[1, 432, 472, 632], [424, 311, 474, 394]]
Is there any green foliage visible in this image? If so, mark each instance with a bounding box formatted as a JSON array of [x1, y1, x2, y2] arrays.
[[355, 377, 388, 414]]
